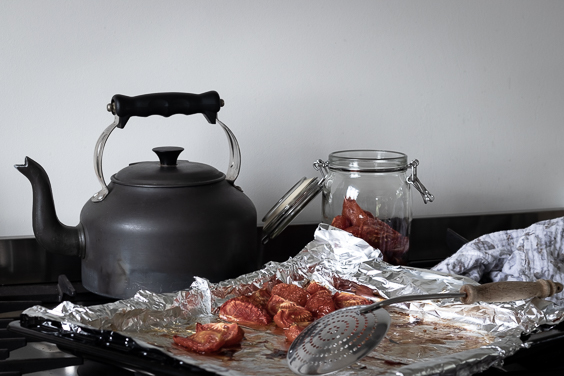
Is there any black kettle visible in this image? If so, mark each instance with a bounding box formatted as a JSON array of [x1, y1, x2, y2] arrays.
[[16, 92, 258, 299]]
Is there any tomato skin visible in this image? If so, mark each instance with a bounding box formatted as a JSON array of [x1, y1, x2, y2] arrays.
[[305, 282, 331, 295], [173, 331, 225, 354], [174, 322, 245, 353], [305, 290, 336, 319], [249, 288, 271, 308], [341, 198, 370, 227], [271, 283, 310, 306], [219, 296, 272, 325], [345, 225, 361, 237], [196, 322, 244, 347], [285, 322, 310, 342], [178, 263, 383, 351], [333, 292, 371, 309], [267, 294, 298, 316], [330, 215, 350, 229], [273, 306, 313, 329], [333, 198, 409, 264]]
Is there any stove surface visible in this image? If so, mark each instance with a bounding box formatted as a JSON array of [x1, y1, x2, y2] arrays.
[[8, 341, 81, 376], [2, 209, 564, 376]]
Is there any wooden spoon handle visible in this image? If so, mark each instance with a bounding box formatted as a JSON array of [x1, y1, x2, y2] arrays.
[[460, 280, 564, 304]]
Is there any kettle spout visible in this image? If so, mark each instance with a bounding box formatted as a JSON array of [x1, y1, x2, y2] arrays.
[[15, 157, 84, 258]]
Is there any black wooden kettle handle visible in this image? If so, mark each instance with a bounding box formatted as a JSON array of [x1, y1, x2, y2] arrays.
[[110, 91, 223, 128], [92, 91, 238, 202]]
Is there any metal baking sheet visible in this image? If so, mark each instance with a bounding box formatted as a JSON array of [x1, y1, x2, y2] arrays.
[[21, 224, 564, 376]]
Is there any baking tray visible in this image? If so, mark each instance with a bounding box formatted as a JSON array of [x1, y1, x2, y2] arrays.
[[13, 225, 564, 376]]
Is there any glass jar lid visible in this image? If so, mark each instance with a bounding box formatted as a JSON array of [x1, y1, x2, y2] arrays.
[[261, 176, 323, 243], [328, 150, 408, 172], [261, 151, 433, 243]]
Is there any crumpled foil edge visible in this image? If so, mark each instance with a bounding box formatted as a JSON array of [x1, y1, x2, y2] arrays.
[[22, 224, 564, 376]]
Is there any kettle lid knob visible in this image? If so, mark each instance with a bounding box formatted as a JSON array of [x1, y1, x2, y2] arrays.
[[152, 147, 184, 166]]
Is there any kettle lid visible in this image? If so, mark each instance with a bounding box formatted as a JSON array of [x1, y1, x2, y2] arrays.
[[111, 146, 225, 187]]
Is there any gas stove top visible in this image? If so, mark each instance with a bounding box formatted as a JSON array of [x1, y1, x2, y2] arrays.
[[2, 210, 564, 376], [0, 276, 117, 376]]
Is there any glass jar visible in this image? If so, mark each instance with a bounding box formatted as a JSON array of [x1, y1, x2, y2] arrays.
[[315, 150, 434, 265]]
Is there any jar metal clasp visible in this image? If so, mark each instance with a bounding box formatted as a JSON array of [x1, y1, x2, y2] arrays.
[[407, 160, 435, 204], [313, 159, 330, 178]]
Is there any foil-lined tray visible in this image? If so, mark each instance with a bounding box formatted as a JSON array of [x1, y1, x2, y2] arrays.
[[21, 224, 564, 376]]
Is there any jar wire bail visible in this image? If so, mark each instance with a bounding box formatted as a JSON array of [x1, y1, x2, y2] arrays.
[[313, 159, 330, 178], [407, 160, 435, 204]]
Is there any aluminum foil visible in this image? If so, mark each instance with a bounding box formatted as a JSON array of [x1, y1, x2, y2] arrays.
[[23, 224, 564, 376]]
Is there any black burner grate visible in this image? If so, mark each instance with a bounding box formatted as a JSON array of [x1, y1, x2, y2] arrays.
[[0, 275, 115, 375], [2, 210, 564, 375]]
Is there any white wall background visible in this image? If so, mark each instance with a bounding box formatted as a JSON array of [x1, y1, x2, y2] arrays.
[[1, 0, 563, 237]]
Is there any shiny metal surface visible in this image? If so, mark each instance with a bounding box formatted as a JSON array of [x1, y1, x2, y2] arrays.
[[21, 224, 564, 376], [16, 95, 258, 299], [91, 115, 119, 201], [288, 293, 465, 375], [287, 307, 391, 375], [5, 211, 564, 376]]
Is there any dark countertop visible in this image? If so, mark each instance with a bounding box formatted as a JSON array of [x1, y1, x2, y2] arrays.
[[261, 209, 564, 268], [3, 208, 564, 376], [3, 209, 564, 287]]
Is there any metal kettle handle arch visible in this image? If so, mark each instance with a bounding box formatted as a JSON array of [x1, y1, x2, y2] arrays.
[[91, 91, 241, 202]]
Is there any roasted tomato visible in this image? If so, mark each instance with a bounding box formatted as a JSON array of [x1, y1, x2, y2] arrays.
[[305, 282, 331, 295], [305, 290, 336, 319], [353, 284, 377, 298], [267, 294, 298, 316], [363, 210, 375, 219], [249, 288, 271, 309], [333, 292, 371, 309], [341, 198, 371, 227], [359, 218, 394, 247], [219, 296, 272, 325], [173, 330, 225, 354], [330, 215, 350, 230], [332, 278, 379, 298], [332, 198, 409, 264], [285, 322, 310, 342], [273, 306, 313, 329], [271, 283, 310, 306], [344, 225, 361, 237], [195, 322, 244, 347]]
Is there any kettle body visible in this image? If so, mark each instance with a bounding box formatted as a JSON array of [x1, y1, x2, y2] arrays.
[[16, 91, 259, 299], [80, 179, 257, 298]]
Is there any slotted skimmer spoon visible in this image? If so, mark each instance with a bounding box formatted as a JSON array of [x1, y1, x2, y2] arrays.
[[287, 279, 563, 375]]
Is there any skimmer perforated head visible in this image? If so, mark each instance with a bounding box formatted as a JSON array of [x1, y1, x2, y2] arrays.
[[286, 306, 391, 375], [287, 292, 466, 375], [286, 280, 563, 375]]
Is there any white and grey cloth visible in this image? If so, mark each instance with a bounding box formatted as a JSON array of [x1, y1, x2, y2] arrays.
[[432, 216, 564, 307]]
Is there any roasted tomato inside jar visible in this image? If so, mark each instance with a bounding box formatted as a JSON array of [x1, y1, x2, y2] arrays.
[[330, 198, 409, 265], [319, 150, 434, 266]]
